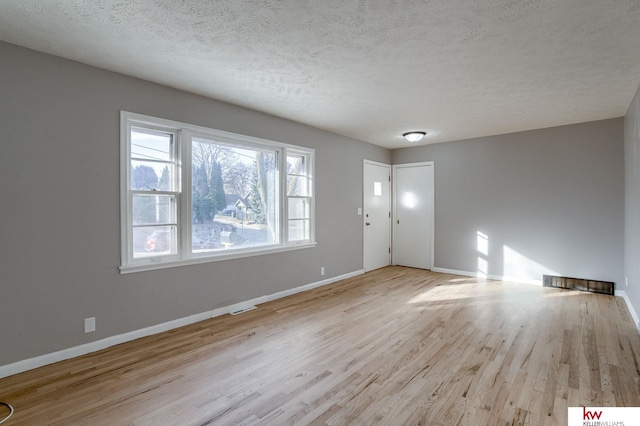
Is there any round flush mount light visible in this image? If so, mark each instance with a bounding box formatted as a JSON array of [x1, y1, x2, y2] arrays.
[[403, 131, 426, 143]]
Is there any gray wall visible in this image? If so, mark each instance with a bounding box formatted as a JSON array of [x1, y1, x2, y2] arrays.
[[624, 83, 640, 326], [0, 41, 389, 366], [392, 120, 624, 286]]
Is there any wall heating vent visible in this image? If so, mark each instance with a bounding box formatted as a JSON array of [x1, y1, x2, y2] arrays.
[[229, 305, 257, 315], [542, 275, 614, 296]]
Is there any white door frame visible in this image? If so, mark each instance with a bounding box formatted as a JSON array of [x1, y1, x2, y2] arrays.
[[392, 161, 435, 269], [363, 159, 391, 272]]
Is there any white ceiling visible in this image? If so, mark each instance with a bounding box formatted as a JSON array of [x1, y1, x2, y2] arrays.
[[1, 0, 639, 149]]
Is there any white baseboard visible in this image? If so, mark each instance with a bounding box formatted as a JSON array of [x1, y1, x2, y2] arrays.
[[615, 289, 640, 331], [0, 269, 364, 379], [431, 267, 543, 286]]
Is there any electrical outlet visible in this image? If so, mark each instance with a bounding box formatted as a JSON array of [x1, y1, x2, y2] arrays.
[[84, 317, 96, 333], [321, 267, 325, 276]]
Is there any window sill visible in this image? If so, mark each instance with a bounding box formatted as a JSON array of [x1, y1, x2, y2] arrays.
[[119, 242, 317, 274]]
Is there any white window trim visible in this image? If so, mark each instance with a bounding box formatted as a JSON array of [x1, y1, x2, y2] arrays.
[[120, 111, 316, 273]]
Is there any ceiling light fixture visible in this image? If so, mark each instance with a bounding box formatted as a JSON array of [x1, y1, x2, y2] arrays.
[[403, 131, 426, 143]]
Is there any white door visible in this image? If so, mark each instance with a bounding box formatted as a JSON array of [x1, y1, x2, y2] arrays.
[[393, 162, 434, 269], [363, 160, 391, 272]]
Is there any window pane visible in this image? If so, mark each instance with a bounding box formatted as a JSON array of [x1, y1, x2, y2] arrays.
[[191, 138, 279, 253], [133, 225, 177, 258], [132, 194, 176, 225], [131, 128, 173, 162], [374, 182, 382, 196], [288, 219, 309, 242], [287, 176, 308, 196], [288, 198, 309, 220], [131, 160, 175, 191], [287, 155, 305, 175]]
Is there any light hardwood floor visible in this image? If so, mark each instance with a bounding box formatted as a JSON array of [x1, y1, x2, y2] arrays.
[[1, 267, 640, 425]]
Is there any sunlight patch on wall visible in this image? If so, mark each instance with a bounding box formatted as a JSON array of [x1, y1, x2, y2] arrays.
[[477, 231, 488, 256], [503, 245, 558, 284], [477, 257, 488, 277], [477, 231, 489, 278]]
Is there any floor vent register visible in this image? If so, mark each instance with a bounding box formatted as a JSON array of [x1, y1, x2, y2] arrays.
[[542, 274, 614, 296]]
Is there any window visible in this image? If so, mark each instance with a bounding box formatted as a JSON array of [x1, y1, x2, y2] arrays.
[[121, 112, 315, 272], [287, 152, 312, 242], [129, 126, 180, 260]]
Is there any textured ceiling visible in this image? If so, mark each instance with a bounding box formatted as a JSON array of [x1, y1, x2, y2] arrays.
[[1, 0, 639, 148]]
